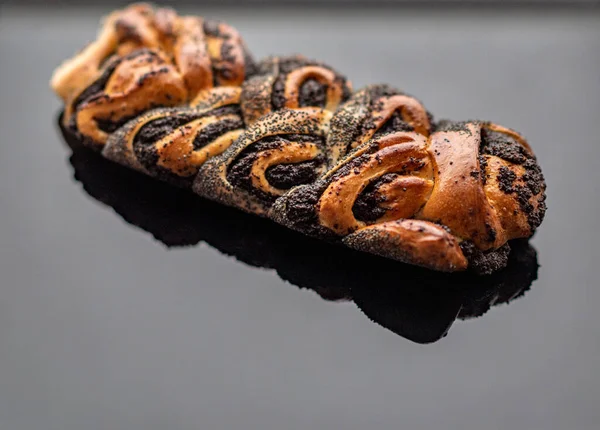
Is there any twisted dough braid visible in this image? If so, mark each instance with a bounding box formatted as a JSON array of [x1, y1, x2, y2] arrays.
[[51, 3, 254, 148], [51, 3, 547, 273]]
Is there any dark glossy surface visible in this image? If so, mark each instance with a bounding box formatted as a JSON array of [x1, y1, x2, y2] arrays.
[[1, 5, 599, 430]]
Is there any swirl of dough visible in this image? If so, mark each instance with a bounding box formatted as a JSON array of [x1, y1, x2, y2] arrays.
[[317, 132, 433, 235], [51, 3, 255, 148], [103, 87, 244, 186], [194, 107, 332, 215], [72, 49, 188, 148], [327, 84, 432, 164], [240, 56, 352, 125]]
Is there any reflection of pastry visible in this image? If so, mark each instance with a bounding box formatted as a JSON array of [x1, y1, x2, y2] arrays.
[[52, 4, 546, 273]]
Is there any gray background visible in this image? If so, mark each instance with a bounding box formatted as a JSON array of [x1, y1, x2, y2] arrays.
[[1, 2, 599, 430]]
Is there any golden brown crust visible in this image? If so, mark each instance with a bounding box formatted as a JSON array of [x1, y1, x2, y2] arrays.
[[283, 66, 345, 111], [113, 4, 163, 53], [343, 220, 468, 272], [190, 86, 241, 109], [154, 115, 243, 177], [418, 121, 545, 250], [52, 4, 164, 109], [479, 123, 546, 237], [161, 15, 214, 95], [52, 3, 254, 149], [75, 50, 188, 147], [482, 156, 532, 240], [418, 123, 504, 250], [317, 132, 433, 235]]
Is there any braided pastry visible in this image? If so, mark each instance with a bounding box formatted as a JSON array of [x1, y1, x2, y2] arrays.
[[51, 3, 547, 274]]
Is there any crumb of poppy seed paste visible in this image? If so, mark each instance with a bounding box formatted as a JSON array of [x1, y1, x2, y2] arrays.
[[226, 134, 325, 203], [497, 165, 517, 193], [136, 115, 194, 145], [202, 20, 221, 37], [96, 115, 139, 134], [460, 241, 511, 275], [481, 128, 547, 230], [130, 106, 243, 184], [270, 184, 340, 240], [298, 79, 327, 108], [434, 120, 472, 134], [352, 173, 398, 222], [479, 155, 488, 185], [266, 160, 323, 189], [193, 119, 243, 149]]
